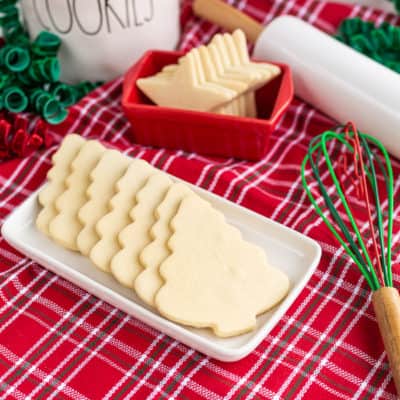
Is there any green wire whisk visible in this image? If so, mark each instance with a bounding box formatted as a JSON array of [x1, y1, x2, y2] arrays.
[[301, 122, 400, 394]]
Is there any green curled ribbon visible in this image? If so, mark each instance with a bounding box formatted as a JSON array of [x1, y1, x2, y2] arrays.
[[0, 72, 15, 90], [0, 1, 29, 45], [0, 44, 31, 72], [49, 82, 77, 108], [2, 86, 28, 112], [337, 18, 400, 73], [30, 88, 67, 124], [27, 57, 61, 83], [0, 0, 101, 124], [31, 31, 61, 57], [0, 4, 18, 27], [0, 0, 18, 10], [3, 25, 29, 45]]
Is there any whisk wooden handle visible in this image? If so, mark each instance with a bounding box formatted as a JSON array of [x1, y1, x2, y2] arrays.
[[192, 0, 263, 43], [372, 287, 400, 395]]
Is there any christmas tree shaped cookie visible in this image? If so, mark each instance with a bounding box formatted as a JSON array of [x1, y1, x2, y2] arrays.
[[77, 150, 130, 258], [137, 51, 236, 111], [156, 195, 290, 337], [36, 134, 85, 236], [110, 173, 172, 288], [135, 182, 193, 306], [90, 159, 155, 273], [231, 30, 281, 79], [48, 140, 105, 250]]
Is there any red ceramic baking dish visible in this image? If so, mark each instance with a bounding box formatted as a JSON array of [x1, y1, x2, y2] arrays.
[[122, 50, 293, 161]]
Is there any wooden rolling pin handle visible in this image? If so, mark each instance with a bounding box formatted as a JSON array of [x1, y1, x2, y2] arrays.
[[372, 287, 400, 395], [193, 0, 263, 43]]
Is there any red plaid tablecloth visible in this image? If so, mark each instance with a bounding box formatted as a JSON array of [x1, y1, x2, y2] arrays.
[[1, 1, 400, 399]]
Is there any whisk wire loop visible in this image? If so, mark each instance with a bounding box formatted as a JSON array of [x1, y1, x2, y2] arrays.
[[357, 134, 387, 284], [302, 136, 380, 290], [321, 131, 380, 284], [307, 136, 372, 274], [301, 124, 394, 291], [362, 133, 394, 286]]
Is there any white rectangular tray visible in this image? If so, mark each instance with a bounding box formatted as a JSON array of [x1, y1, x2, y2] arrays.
[[2, 185, 321, 362]]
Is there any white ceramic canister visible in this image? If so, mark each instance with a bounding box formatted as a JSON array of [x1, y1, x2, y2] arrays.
[[21, 0, 181, 83]]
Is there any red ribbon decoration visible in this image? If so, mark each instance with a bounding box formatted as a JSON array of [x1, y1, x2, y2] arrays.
[[0, 112, 52, 160]]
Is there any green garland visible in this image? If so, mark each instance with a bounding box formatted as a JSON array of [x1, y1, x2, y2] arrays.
[[0, 0, 102, 124], [336, 18, 400, 73]]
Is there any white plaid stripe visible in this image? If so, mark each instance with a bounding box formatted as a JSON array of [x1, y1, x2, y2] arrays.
[[272, 135, 338, 225], [8, 300, 142, 380], [0, 345, 90, 400], [0, 149, 53, 210], [0, 266, 51, 327], [19, 296, 104, 398], [0, 258, 33, 288], [372, 363, 395, 400], [0, 251, 27, 275], [253, 335, 384, 389], [130, 347, 195, 400], [1, 276, 71, 397], [102, 332, 167, 400], [195, 157, 239, 189], [1, 292, 92, 395], [170, 356, 211, 400], [0, 175, 32, 200], [81, 89, 127, 142], [64, 79, 124, 138], [44, 309, 129, 400], [161, 150, 185, 172], [353, 352, 388, 400], [224, 103, 306, 200], [237, 108, 315, 206], [20, 282, 220, 398], [293, 275, 375, 399]]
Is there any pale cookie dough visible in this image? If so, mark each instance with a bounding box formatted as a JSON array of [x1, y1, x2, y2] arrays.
[[135, 183, 193, 306], [77, 150, 131, 258], [110, 173, 172, 288], [156, 195, 290, 338], [48, 140, 106, 251], [231, 30, 281, 79], [205, 43, 253, 117], [208, 41, 257, 117], [224, 32, 271, 81], [211, 34, 261, 84], [160, 52, 248, 116], [137, 52, 236, 112], [191, 47, 239, 116], [90, 159, 155, 273], [227, 31, 280, 118], [36, 134, 85, 236]]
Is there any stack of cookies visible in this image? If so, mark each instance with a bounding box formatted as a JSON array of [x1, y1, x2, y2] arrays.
[[137, 30, 281, 118], [36, 135, 289, 337]]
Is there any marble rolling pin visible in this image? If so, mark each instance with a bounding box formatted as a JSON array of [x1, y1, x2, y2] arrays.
[[193, 0, 400, 159]]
